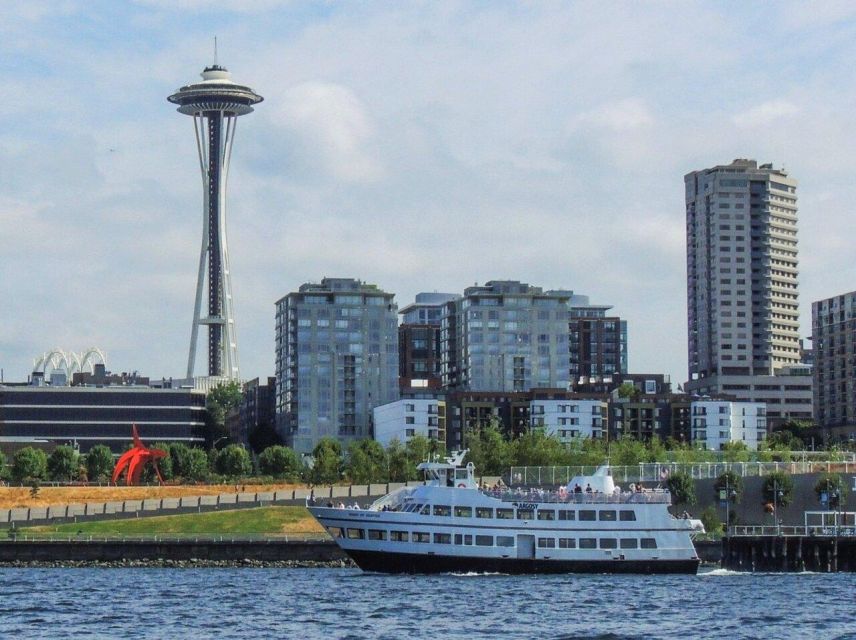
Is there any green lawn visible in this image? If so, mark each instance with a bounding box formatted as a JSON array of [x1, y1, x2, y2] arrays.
[[21, 506, 324, 538]]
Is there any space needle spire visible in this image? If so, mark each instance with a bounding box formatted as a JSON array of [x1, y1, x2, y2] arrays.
[[168, 61, 263, 380]]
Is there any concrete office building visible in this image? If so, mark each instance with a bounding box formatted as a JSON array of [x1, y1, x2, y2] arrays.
[[684, 159, 811, 426], [440, 281, 626, 393], [373, 397, 446, 447], [812, 291, 856, 440], [231, 376, 276, 445], [0, 384, 206, 454], [690, 400, 767, 451], [275, 278, 399, 454]]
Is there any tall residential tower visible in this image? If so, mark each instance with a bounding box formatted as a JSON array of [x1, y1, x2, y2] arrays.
[[685, 159, 811, 426], [168, 65, 263, 380]]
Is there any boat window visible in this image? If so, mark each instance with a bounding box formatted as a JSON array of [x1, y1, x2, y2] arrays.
[[454, 506, 472, 518], [367, 529, 387, 541], [496, 508, 514, 520], [346, 528, 365, 540], [454, 534, 463, 545], [641, 538, 657, 549], [475, 535, 493, 547], [419, 505, 431, 515], [434, 533, 452, 544], [327, 526, 343, 538], [537, 537, 556, 549], [599, 510, 617, 521], [579, 538, 597, 549], [620, 539, 638, 549], [599, 538, 617, 549], [558, 510, 575, 521], [619, 510, 637, 521], [433, 505, 451, 517], [496, 536, 515, 547], [579, 510, 596, 521], [390, 531, 409, 542], [464, 534, 472, 545], [516, 508, 534, 520], [537, 509, 555, 521], [476, 507, 494, 519], [413, 532, 430, 543], [559, 538, 576, 549]]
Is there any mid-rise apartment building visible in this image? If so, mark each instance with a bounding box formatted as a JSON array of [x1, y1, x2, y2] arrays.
[[373, 397, 446, 447], [530, 398, 608, 441], [685, 159, 810, 426], [690, 400, 767, 450], [275, 278, 399, 454], [398, 293, 459, 389]]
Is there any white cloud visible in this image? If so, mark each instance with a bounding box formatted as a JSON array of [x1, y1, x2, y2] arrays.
[[732, 100, 800, 128], [572, 98, 655, 132], [270, 82, 383, 183]]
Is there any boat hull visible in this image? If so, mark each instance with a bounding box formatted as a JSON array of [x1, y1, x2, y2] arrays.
[[344, 548, 700, 575]]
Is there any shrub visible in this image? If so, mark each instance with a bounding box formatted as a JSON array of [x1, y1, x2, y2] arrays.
[[184, 448, 210, 481], [814, 472, 848, 506], [699, 505, 723, 537], [713, 470, 744, 504]]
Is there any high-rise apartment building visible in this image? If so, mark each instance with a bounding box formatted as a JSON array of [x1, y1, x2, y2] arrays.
[[685, 159, 811, 426], [274, 278, 399, 454], [812, 290, 856, 438], [398, 293, 459, 389], [440, 281, 626, 392]]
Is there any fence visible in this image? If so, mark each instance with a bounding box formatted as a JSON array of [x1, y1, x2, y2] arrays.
[[508, 460, 855, 486]]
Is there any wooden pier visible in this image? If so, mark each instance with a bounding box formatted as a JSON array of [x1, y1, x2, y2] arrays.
[[721, 525, 855, 572]]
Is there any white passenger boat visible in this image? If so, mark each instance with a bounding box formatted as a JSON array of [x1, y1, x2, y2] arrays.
[[309, 451, 703, 574]]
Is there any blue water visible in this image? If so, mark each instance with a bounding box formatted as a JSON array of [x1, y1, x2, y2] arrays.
[[0, 568, 853, 639]]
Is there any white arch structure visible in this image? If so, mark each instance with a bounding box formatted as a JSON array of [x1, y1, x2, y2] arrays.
[[33, 347, 107, 377]]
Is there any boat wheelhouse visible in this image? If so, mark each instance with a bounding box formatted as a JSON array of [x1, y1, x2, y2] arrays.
[[309, 451, 703, 574]]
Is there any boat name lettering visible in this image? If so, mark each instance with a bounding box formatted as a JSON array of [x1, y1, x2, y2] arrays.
[[513, 503, 537, 510], [347, 512, 381, 518]]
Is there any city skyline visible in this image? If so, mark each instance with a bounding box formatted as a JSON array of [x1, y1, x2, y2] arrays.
[[3, 3, 856, 385]]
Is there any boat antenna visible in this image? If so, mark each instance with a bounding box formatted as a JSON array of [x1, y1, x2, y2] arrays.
[[214, 36, 218, 65]]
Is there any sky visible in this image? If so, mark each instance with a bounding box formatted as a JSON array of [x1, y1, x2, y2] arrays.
[[2, 1, 856, 386]]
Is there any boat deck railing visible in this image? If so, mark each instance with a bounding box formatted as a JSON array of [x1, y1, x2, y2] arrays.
[[480, 488, 672, 505]]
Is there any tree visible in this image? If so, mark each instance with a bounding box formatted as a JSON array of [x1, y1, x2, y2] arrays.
[[47, 446, 78, 481], [464, 421, 512, 475], [386, 439, 415, 482], [0, 451, 8, 481], [608, 437, 648, 467], [85, 445, 114, 483], [345, 439, 388, 484], [666, 470, 696, 506], [762, 471, 794, 508], [814, 472, 848, 507], [168, 443, 192, 479], [512, 430, 570, 467], [617, 382, 639, 399], [248, 422, 282, 454], [722, 441, 751, 463], [215, 445, 252, 477], [309, 438, 342, 484], [699, 505, 723, 537], [183, 448, 210, 481], [205, 381, 242, 445], [713, 470, 744, 504], [11, 447, 47, 482], [258, 445, 303, 480]]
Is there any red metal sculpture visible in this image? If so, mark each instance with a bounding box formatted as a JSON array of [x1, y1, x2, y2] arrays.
[[111, 425, 167, 485]]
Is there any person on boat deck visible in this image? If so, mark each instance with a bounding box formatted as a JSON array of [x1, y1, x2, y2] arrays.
[[573, 484, 582, 494], [585, 483, 592, 493]]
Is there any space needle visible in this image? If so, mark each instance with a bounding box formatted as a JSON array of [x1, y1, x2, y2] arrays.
[[168, 61, 262, 380]]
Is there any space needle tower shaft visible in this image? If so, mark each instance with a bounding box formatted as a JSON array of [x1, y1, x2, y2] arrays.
[[168, 64, 262, 379]]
